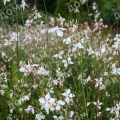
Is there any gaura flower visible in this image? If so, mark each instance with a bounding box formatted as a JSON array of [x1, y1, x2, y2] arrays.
[[48, 26, 67, 37], [25, 105, 35, 114], [1, 50, 6, 58], [0, 90, 5, 95], [35, 113, 45, 120], [62, 57, 73, 67], [62, 89, 75, 103], [39, 92, 55, 114]]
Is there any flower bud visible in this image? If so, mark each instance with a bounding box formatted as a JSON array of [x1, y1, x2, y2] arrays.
[[115, 61, 118, 68]]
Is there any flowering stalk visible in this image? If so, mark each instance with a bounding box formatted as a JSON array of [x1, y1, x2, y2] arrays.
[[81, 49, 88, 120]]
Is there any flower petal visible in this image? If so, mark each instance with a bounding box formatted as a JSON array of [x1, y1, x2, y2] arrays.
[[57, 30, 63, 37], [45, 92, 50, 101], [39, 98, 45, 104]]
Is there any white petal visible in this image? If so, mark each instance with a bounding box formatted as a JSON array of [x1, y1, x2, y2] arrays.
[[69, 93, 75, 97], [57, 30, 63, 37], [49, 98, 55, 103], [62, 60, 67, 63], [45, 92, 50, 101], [19, 67, 25, 72], [99, 103, 102, 105], [53, 116, 57, 119], [72, 47, 77, 52], [93, 102, 97, 105], [56, 105, 61, 110], [58, 100, 65, 105], [62, 93, 67, 96], [39, 98, 45, 104], [106, 108, 111, 111], [32, 109, 34, 114], [49, 27, 56, 33], [65, 97, 69, 103], [67, 89, 71, 94], [64, 63, 68, 67]]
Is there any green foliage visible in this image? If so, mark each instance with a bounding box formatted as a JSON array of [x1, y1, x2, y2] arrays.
[[55, 0, 120, 25], [55, 0, 89, 22], [1, 0, 120, 25], [36, 0, 57, 14], [99, 0, 120, 24], [0, 0, 29, 25]]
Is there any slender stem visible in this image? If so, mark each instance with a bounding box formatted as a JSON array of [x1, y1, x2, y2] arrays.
[[81, 49, 88, 120], [15, 0, 19, 74], [43, 0, 48, 41]]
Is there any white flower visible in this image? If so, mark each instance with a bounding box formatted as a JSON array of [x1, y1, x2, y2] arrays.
[[60, 17, 65, 26], [93, 5, 96, 10], [72, 42, 84, 52], [62, 57, 73, 67], [94, 112, 101, 118], [69, 111, 74, 117], [33, 84, 39, 89], [34, 12, 42, 18], [49, 87, 54, 93], [10, 90, 13, 98], [62, 89, 75, 103], [104, 72, 108, 76], [19, 108, 23, 112], [105, 92, 110, 97], [37, 67, 50, 75], [116, 102, 120, 111], [19, 64, 34, 76], [4, 39, 12, 46], [20, 95, 30, 102], [87, 46, 94, 55], [86, 102, 91, 107], [41, 29, 47, 34], [16, 100, 22, 106], [63, 37, 71, 44], [21, 0, 27, 11], [49, 26, 67, 37], [95, 78, 103, 87], [50, 17, 55, 23], [25, 19, 33, 27], [1, 50, 6, 57], [74, 43, 84, 49], [19, 66, 25, 72], [93, 99, 103, 109], [106, 108, 111, 111], [35, 113, 45, 120], [72, 24, 78, 32], [56, 100, 65, 110], [53, 51, 64, 59], [0, 84, 7, 89], [25, 105, 34, 114], [39, 92, 55, 114], [0, 90, 5, 95], [53, 115, 64, 120], [10, 32, 20, 41], [93, 2, 96, 6], [53, 79, 63, 86], [10, 109, 13, 113]]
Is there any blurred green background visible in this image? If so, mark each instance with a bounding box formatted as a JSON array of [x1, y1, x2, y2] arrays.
[[0, 0, 120, 26]]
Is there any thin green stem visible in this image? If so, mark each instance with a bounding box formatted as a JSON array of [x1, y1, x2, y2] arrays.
[[43, 0, 48, 41], [81, 49, 88, 120]]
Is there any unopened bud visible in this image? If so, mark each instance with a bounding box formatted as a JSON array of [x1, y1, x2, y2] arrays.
[[115, 61, 118, 68]]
